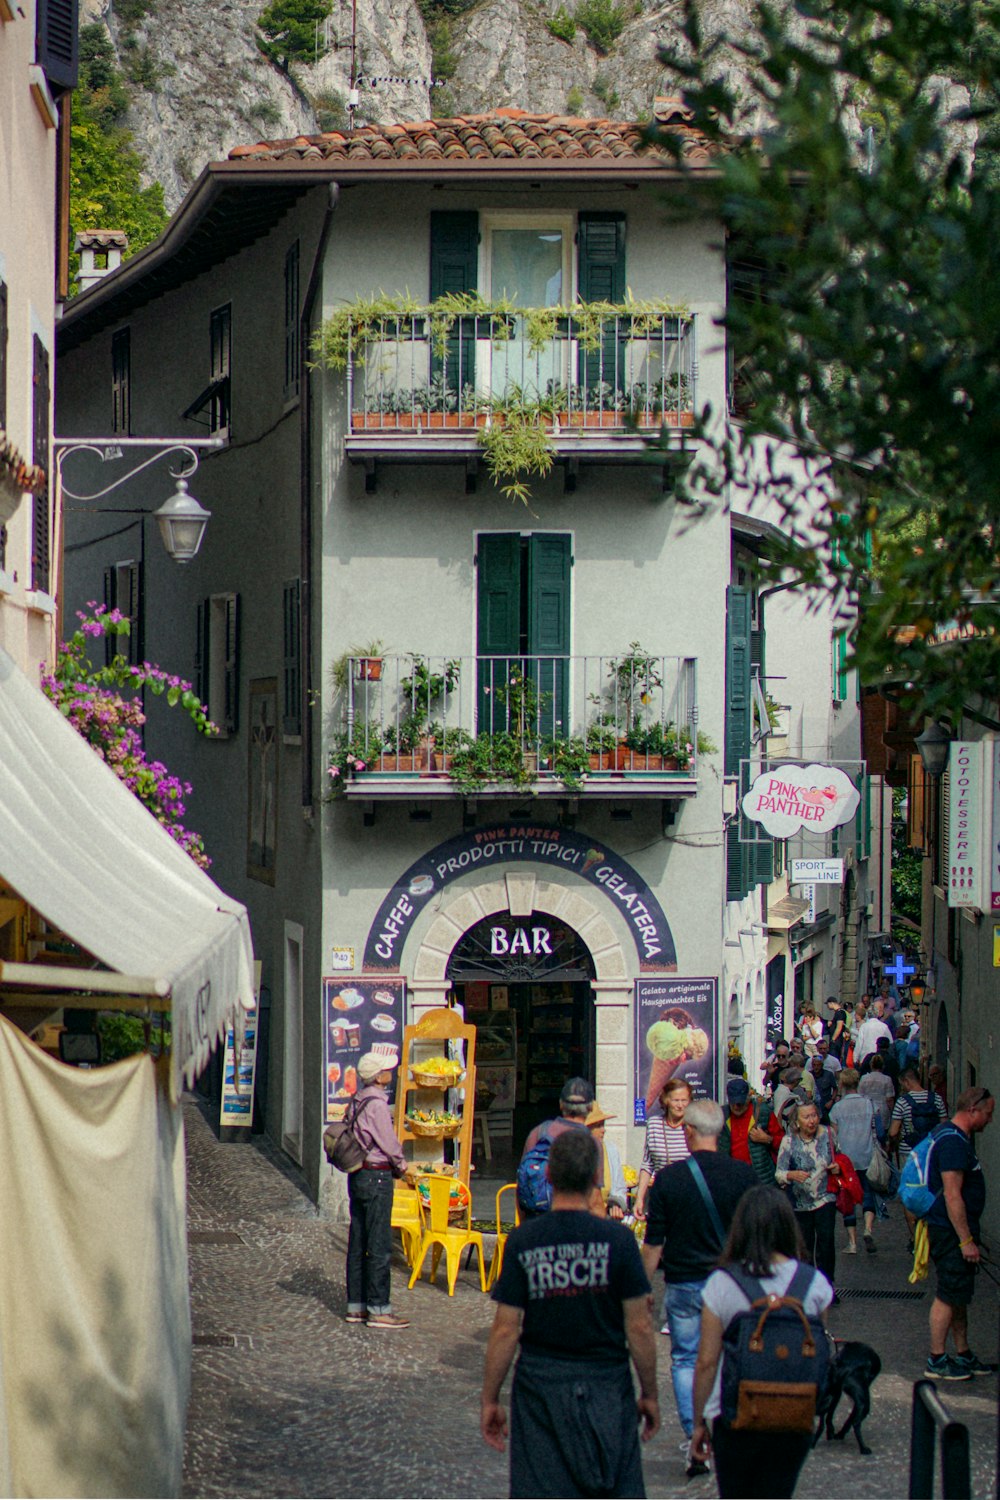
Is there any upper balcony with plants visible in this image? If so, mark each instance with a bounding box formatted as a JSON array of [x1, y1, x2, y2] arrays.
[[310, 294, 697, 502], [327, 644, 715, 801]]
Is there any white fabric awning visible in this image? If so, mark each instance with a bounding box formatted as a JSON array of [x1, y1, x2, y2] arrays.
[[0, 648, 255, 1092]]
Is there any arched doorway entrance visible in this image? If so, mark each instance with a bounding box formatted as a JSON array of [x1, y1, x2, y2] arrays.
[[404, 870, 635, 1169], [447, 909, 597, 1144]]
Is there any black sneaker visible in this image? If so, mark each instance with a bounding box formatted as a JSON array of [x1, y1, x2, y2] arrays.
[[925, 1353, 972, 1381], [952, 1351, 998, 1376], [863, 1232, 876, 1253], [686, 1459, 710, 1480]]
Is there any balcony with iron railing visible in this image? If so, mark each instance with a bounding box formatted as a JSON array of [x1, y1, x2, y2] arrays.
[[328, 652, 707, 801], [335, 308, 698, 490]]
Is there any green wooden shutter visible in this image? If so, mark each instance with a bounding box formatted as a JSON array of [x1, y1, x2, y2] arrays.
[[282, 579, 302, 736], [195, 599, 209, 705], [726, 585, 753, 901], [577, 212, 626, 401], [36, 0, 79, 90], [854, 772, 871, 860], [833, 629, 849, 702], [430, 211, 478, 392], [527, 534, 571, 738], [31, 335, 50, 595], [223, 593, 240, 734], [477, 533, 521, 732]]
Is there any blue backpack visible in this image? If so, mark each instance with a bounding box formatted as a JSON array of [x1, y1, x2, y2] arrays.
[[720, 1264, 831, 1433], [516, 1124, 554, 1213], [907, 1093, 942, 1146], [898, 1123, 962, 1218]]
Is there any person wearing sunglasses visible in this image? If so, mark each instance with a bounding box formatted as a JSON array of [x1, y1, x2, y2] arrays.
[[925, 1085, 996, 1381]]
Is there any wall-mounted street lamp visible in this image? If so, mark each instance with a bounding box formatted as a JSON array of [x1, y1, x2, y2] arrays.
[[54, 438, 222, 563], [915, 719, 952, 781]]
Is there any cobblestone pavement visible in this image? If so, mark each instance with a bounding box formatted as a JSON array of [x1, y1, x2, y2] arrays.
[[183, 1099, 1000, 1498]]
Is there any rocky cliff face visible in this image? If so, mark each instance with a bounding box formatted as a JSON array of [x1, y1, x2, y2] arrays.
[[82, 0, 975, 214], [81, 0, 717, 212]]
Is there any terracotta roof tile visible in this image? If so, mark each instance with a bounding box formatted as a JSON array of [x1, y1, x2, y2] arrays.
[[226, 110, 714, 169]]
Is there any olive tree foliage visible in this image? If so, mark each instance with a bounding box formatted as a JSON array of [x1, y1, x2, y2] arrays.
[[653, 0, 1000, 723]]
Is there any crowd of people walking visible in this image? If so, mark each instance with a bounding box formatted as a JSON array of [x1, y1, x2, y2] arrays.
[[474, 986, 995, 1499]]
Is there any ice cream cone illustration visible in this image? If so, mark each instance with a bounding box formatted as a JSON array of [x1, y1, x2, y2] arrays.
[[582, 846, 605, 875], [645, 1007, 701, 1109]]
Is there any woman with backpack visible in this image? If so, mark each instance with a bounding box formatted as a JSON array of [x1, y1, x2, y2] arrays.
[[689, 1185, 833, 1497]]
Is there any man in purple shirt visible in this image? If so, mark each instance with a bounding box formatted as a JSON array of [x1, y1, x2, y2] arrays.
[[345, 1052, 409, 1329]]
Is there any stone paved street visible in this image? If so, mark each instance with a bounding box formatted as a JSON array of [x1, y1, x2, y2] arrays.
[[183, 1099, 1000, 1499]]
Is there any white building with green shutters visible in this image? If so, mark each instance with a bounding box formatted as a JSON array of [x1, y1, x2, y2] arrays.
[[56, 106, 876, 1204]]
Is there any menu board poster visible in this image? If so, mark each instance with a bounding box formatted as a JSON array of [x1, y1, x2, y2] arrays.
[[220, 962, 262, 1128], [324, 976, 405, 1121], [634, 977, 718, 1122]]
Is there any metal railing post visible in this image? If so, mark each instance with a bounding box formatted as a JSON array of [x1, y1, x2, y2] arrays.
[[909, 1380, 971, 1500]]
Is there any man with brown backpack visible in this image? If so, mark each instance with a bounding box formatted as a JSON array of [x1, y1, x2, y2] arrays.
[[341, 1052, 410, 1329]]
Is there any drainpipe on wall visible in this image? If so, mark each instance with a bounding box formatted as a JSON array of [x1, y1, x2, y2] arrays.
[[299, 183, 340, 814]]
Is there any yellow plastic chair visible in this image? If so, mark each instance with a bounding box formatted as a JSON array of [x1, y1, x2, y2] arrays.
[[486, 1183, 520, 1289], [407, 1175, 488, 1296], [391, 1183, 422, 1267]]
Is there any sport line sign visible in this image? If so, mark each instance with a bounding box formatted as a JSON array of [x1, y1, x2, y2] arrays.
[[741, 764, 861, 838], [790, 858, 844, 885]]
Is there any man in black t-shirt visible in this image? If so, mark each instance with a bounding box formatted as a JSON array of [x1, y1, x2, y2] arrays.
[[641, 1097, 756, 1464], [482, 1130, 659, 1498], [924, 1085, 996, 1382], [825, 996, 848, 1060]]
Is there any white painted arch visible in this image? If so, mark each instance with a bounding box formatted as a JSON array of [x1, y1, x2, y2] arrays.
[[405, 869, 636, 1159]]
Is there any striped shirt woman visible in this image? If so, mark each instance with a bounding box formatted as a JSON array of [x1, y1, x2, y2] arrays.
[[634, 1078, 692, 1219]]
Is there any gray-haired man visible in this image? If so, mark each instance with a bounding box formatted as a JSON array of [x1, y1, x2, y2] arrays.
[[641, 1098, 756, 1473]]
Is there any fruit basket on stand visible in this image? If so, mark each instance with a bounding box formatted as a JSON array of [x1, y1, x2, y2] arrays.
[[406, 1110, 463, 1138]]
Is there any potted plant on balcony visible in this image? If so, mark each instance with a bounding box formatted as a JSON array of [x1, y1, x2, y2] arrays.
[[586, 715, 620, 772], [478, 393, 556, 505], [379, 715, 424, 773], [447, 731, 536, 795], [431, 724, 473, 773], [327, 722, 384, 794], [332, 640, 386, 691], [543, 735, 590, 791], [492, 669, 552, 771], [399, 654, 461, 767]]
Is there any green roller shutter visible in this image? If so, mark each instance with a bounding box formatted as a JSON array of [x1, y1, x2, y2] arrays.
[[477, 533, 521, 733], [527, 534, 571, 737], [430, 210, 478, 391], [577, 212, 626, 402], [477, 533, 571, 739], [726, 586, 753, 902]]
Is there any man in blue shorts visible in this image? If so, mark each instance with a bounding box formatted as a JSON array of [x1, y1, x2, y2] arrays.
[[925, 1085, 996, 1381]]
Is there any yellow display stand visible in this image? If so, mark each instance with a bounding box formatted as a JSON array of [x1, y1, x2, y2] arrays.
[[394, 1007, 477, 1184]]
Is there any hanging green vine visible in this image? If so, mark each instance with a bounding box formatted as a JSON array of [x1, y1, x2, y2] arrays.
[[310, 291, 691, 370]]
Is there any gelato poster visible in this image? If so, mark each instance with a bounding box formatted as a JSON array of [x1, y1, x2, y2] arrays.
[[634, 977, 718, 1123], [323, 976, 405, 1121]]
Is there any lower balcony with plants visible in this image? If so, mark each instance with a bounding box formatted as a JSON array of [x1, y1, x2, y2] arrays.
[[326, 648, 714, 802]]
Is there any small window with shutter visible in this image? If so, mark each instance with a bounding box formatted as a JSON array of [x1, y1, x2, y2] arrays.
[[103, 559, 143, 667], [282, 578, 302, 737], [31, 335, 50, 595], [284, 242, 300, 400], [111, 327, 131, 435], [197, 592, 240, 735]]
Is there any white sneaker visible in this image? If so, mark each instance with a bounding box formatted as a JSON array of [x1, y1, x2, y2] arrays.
[[844, 1242, 857, 1254]]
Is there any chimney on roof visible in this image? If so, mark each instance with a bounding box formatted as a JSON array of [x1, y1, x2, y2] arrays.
[[75, 230, 129, 293]]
